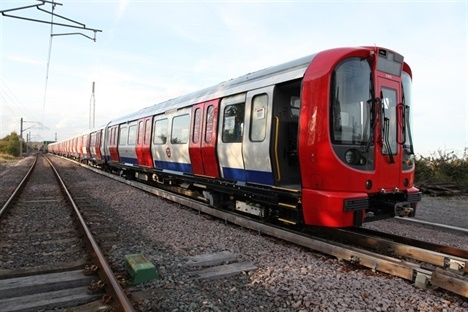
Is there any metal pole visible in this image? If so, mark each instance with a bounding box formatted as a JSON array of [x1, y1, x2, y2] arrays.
[[20, 118, 23, 158]]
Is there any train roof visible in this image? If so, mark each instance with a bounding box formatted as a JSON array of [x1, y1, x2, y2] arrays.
[[108, 53, 317, 126]]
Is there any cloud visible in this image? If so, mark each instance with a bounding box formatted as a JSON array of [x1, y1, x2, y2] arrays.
[[7, 54, 44, 66], [116, 0, 129, 21]]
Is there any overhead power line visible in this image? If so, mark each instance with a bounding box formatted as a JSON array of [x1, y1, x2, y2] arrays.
[[0, 0, 102, 41]]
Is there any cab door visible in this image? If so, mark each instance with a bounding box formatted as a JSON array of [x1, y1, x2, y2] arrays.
[[242, 86, 275, 185]]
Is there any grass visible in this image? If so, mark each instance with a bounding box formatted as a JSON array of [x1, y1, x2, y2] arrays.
[[0, 153, 17, 164]]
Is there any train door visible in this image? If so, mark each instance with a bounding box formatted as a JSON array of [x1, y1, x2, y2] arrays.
[[189, 103, 205, 175], [95, 130, 103, 162], [189, 99, 220, 177], [375, 76, 401, 187], [77, 136, 83, 159], [136, 117, 153, 167], [90, 132, 97, 160], [151, 116, 168, 169], [108, 126, 120, 163], [82, 134, 90, 160], [202, 100, 220, 177], [243, 86, 275, 185], [271, 79, 302, 188], [118, 121, 138, 165], [217, 93, 247, 181]]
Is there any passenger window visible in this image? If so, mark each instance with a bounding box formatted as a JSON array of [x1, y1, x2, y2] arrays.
[[222, 103, 245, 143], [172, 114, 190, 144], [153, 119, 168, 144], [119, 126, 127, 146], [128, 125, 136, 145], [250, 94, 268, 142]]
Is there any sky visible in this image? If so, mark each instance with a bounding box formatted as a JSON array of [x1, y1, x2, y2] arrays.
[[0, 0, 467, 158]]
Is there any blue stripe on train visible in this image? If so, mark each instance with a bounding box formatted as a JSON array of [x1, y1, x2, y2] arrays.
[[154, 160, 193, 173], [223, 167, 274, 185], [120, 156, 138, 165]]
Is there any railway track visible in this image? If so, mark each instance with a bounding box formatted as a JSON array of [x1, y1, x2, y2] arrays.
[[395, 216, 468, 236], [0, 154, 134, 312], [73, 156, 468, 300]]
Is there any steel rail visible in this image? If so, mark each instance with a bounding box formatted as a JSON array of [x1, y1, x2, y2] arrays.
[[0, 154, 37, 218], [347, 227, 468, 259], [395, 216, 468, 235], [313, 227, 468, 275], [44, 155, 134, 312], [72, 156, 468, 299]]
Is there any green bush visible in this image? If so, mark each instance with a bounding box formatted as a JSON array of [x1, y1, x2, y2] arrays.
[[415, 149, 468, 189]]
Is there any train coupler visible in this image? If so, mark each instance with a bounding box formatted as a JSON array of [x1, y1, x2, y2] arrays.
[[394, 202, 414, 217]]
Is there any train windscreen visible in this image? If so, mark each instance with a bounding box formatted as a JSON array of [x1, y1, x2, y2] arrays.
[[330, 58, 372, 145]]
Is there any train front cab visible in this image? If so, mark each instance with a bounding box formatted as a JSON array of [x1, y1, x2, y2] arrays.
[[299, 47, 421, 228]]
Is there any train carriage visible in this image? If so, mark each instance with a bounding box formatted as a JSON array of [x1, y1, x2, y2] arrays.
[[49, 46, 421, 228]]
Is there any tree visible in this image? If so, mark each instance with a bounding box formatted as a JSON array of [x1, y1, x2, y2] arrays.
[[0, 132, 24, 157]]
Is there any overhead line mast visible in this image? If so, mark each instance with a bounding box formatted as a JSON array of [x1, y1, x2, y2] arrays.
[[1, 1, 102, 150], [90, 82, 96, 129], [0, 0, 102, 41]]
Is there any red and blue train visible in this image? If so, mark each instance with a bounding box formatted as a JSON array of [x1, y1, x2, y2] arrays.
[[48, 46, 421, 228]]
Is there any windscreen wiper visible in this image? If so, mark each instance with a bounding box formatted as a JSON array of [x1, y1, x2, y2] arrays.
[[383, 117, 395, 163], [365, 97, 379, 152]]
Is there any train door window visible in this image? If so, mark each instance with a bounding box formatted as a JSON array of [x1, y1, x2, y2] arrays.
[[192, 108, 201, 144], [137, 121, 144, 145], [172, 114, 190, 144], [205, 105, 214, 143], [222, 103, 245, 143], [145, 119, 151, 145], [250, 94, 268, 142], [153, 118, 168, 144], [128, 124, 136, 145], [108, 129, 112, 145], [119, 126, 128, 146], [111, 128, 117, 145]]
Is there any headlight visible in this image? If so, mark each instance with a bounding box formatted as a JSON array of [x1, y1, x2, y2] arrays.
[[345, 149, 366, 165]]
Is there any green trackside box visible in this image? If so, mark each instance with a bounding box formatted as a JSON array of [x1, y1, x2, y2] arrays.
[[124, 254, 158, 285]]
